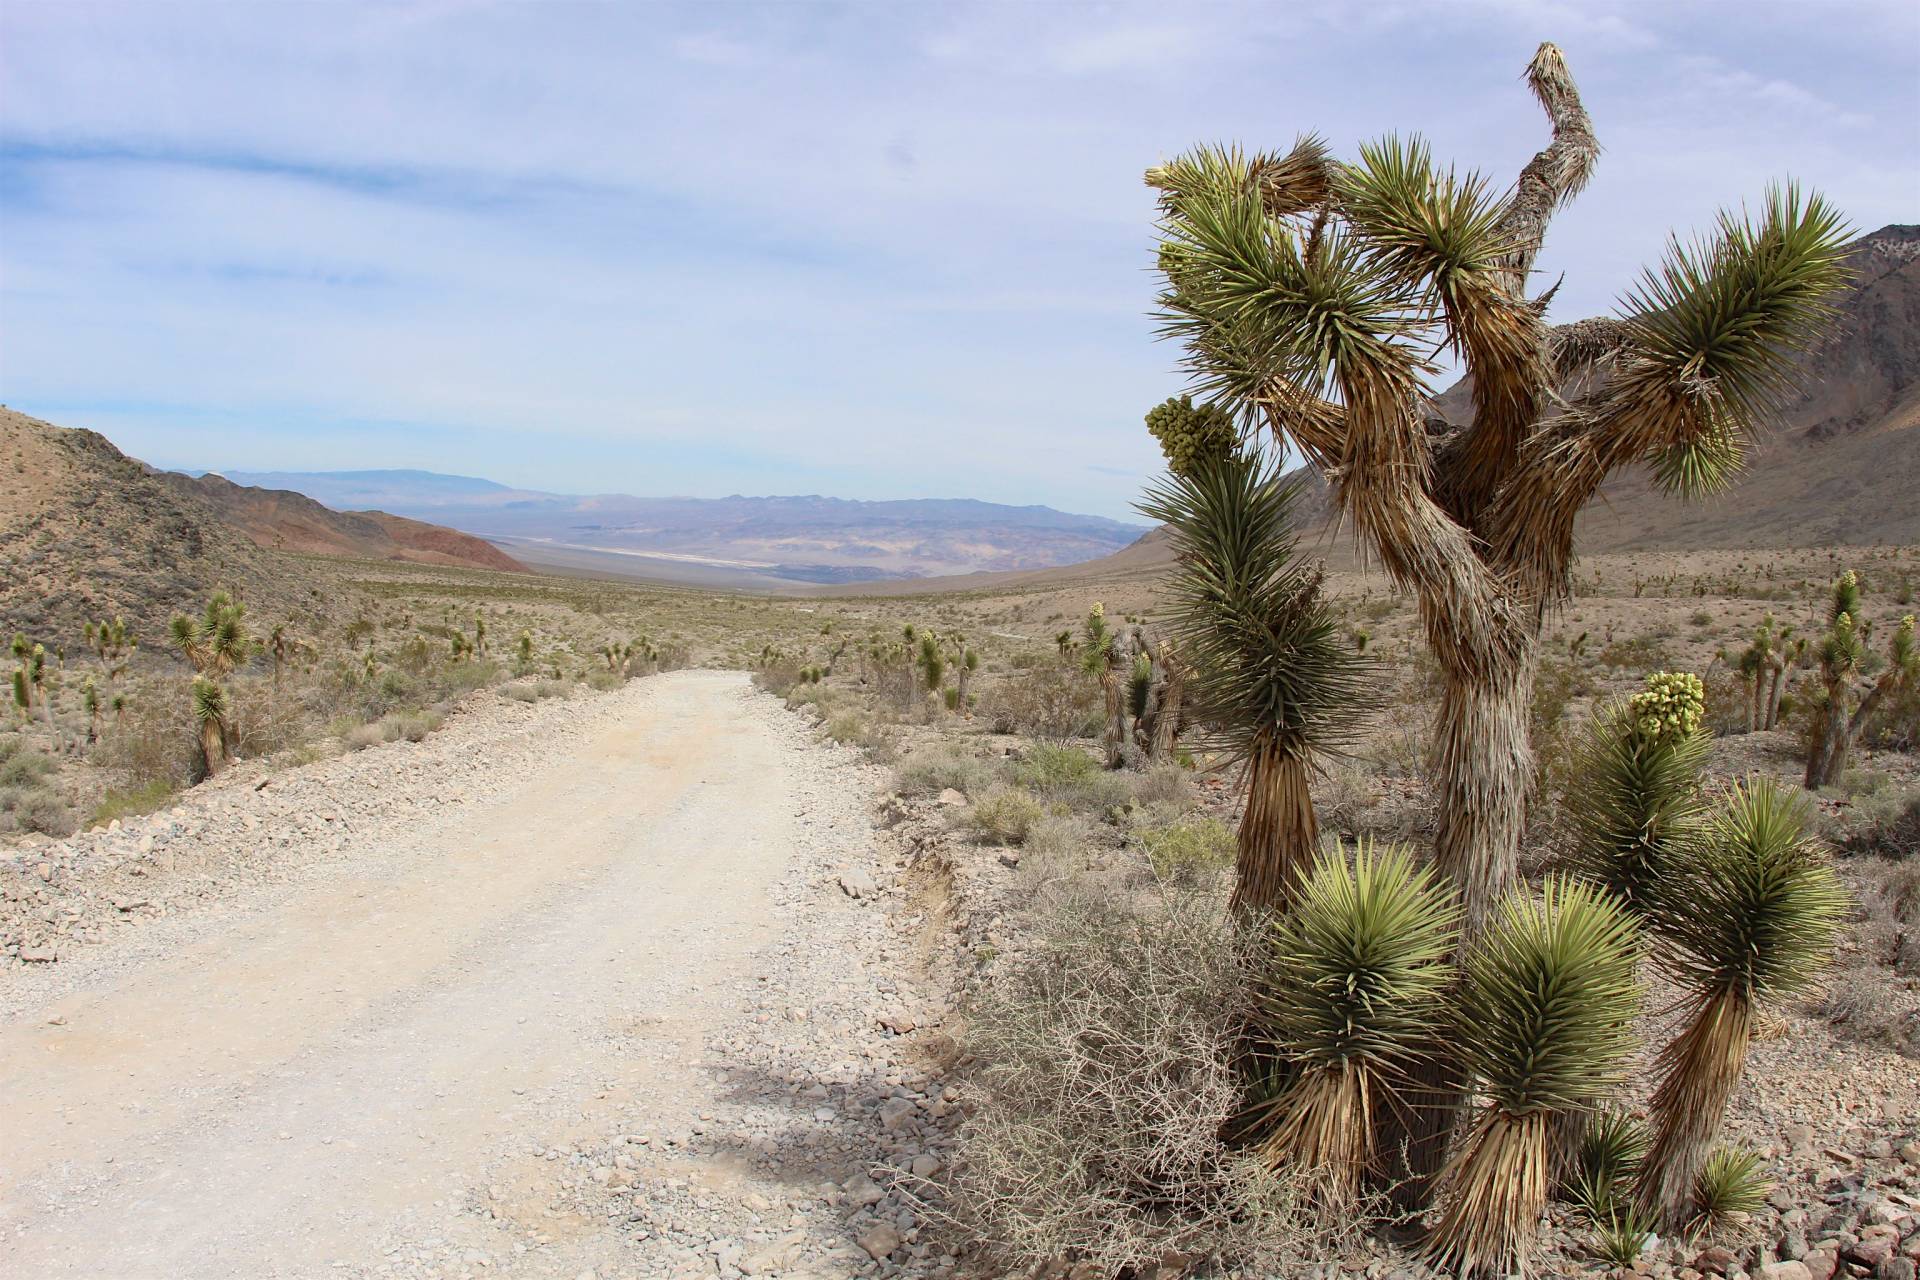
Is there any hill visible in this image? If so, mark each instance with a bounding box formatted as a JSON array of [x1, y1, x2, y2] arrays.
[[0, 409, 334, 644], [166, 473, 528, 574], [217, 471, 1152, 585]]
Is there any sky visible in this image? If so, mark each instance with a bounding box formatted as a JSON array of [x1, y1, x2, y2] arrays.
[[2, 2, 1916, 521]]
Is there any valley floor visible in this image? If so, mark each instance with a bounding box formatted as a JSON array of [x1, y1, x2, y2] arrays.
[[0, 672, 946, 1279]]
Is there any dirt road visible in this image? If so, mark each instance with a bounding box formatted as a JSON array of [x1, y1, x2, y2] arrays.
[[0, 671, 935, 1279]]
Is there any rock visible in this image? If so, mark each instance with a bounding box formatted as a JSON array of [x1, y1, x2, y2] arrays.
[[1696, 1246, 1738, 1274], [878, 1098, 916, 1131], [1880, 1259, 1917, 1280], [856, 1223, 901, 1260], [18, 943, 57, 963], [1801, 1253, 1839, 1280], [1760, 1264, 1812, 1280], [910, 1153, 941, 1178], [935, 788, 967, 807], [843, 1175, 885, 1208], [837, 869, 878, 899]]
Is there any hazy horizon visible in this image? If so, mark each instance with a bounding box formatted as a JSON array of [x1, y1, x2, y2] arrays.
[[3, 0, 1916, 521]]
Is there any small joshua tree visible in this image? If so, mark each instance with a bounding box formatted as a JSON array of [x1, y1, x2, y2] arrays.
[[1638, 779, 1844, 1228], [82, 676, 101, 744], [1081, 604, 1128, 767], [1141, 454, 1367, 917], [1804, 571, 1916, 787], [85, 617, 137, 685], [191, 677, 232, 778], [1428, 877, 1642, 1276], [1250, 840, 1458, 1200], [1565, 671, 1710, 915], [10, 633, 37, 713], [515, 630, 535, 674]]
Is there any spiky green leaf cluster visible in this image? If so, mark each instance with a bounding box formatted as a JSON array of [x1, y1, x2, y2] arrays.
[[1144, 395, 1239, 478], [1256, 839, 1459, 1073], [1566, 1107, 1650, 1223], [1137, 455, 1369, 764], [1565, 690, 1710, 914], [1688, 1146, 1769, 1236], [191, 676, 228, 724], [1454, 876, 1643, 1112], [1648, 778, 1846, 1003]]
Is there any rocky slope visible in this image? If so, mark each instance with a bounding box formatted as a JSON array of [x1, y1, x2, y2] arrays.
[[166, 471, 528, 573], [0, 408, 333, 643]]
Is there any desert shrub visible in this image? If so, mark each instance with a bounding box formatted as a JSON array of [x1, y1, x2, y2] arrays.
[[499, 684, 539, 703], [342, 708, 446, 751], [979, 662, 1101, 741], [1850, 855, 1920, 976], [1597, 633, 1671, 674], [1837, 789, 1920, 859], [751, 662, 803, 698], [950, 884, 1329, 1270], [89, 778, 178, 827], [895, 746, 994, 799], [1809, 962, 1920, 1056], [532, 678, 571, 700], [584, 669, 625, 692], [1022, 813, 1092, 870], [3, 787, 75, 836], [342, 723, 388, 752], [968, 785, 1045, 846], [1314, 760, 1379, 835], [95, 680, 200, 789], [1131, 762, 1194, 811], [1007, 743, 1099, 790], [1701, 666, 1749, 737], [1136, 816, 1235, 884]]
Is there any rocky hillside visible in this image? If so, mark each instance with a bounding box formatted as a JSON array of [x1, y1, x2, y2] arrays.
[[0, 409, 333, 645], [166, 472, 528, 574], [1577, 222, 1920, 550]]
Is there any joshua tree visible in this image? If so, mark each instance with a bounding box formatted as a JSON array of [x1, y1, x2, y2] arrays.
[[170, 592, 252, 678], [473, 613, 488, 656], [1080, 604, 1128, 767], [1564, 671, 1710, 916], [1148, 43, 1849, 929], [1250, 839, 1458, 1201], [1140, 454, 1367, 917], [1637, 779, 1844, 1229], [1427, 877, 1641, 1276], [85, 617, 137, 685], [917, 631, 947, 703], [1129, 630, 1188, 760], [191, 677, 232, 778], [515, 630, 535, 673], [1804, 571, 1916, 787], [10, 634, 37, 713], [171, 593, 252, 776], [82, 677, 101, 744]]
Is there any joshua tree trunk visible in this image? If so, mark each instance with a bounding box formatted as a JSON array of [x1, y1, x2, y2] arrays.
[[1433, 652, 1537, 928], [1640, 991, 1753, 1229], [1228, 742, 1317, 919], [200, 716, 228, 778], [1148, 653, 1186, 760], [1807, 673, 1897, 789]]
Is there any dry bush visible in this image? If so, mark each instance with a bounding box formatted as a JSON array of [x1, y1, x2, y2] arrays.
[[94, 679, 200, 789], [979, 662, 1101, 742], [0, 737, 75, 835], [1131, 762, 1195, 811], [751, 662, 803, 698], [966, 785, 1045, 845], [1134, 816, 1235, 886], [1313, 760, 1379, 835], [499, 684, 540, 703], [1837, 788, 1920, 860], [948, 882, 1335, 1270], [895, 746, 995, 799]]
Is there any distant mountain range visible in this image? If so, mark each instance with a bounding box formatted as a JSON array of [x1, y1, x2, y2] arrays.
[[210, 471, 1153, 585]]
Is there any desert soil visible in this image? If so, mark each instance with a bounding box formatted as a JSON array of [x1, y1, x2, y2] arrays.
[[0, 671, 951, 1279]]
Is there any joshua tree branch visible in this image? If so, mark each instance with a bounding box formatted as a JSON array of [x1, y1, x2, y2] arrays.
[[1492, 43, 1599, 298]]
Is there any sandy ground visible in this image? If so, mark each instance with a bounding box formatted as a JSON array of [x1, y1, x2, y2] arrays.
[[0, 671, 907, 1279]]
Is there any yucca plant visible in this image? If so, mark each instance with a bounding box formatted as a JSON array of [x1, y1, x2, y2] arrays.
[[1638, 779, 1845, 1228], [192, 676, 231, 778], [1687, 1145, 1769, 1238], [1248, 839, 1458, 1200], [1590, 1201, 1658, 1268], [170, 591, 252, 677], [1081, 604, 1128, 767], [1139, 453, 1369, 918], [1147, 44, 1850, 941], [1428, 877, 1642, 1276], [1564, 1106, 1650, 1223], [1565, 672, 1710, 915]]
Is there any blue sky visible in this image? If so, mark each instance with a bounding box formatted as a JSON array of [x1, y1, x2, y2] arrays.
[[1, 1, 1915, 521]]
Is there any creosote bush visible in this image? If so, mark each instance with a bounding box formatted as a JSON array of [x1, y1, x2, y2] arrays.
[[950, 883, 1340, 1271]]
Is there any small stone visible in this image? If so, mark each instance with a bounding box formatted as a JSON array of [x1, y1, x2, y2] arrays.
[[19, 943, 56, 963], [1801, 1253, 1838, 1280], [1759, 1263, 1812, 1280], [909, 1154, 941, 1178], [935, 788, 967, 807], [855, 1223, 901, 1260], [837, 869, 878, 899]]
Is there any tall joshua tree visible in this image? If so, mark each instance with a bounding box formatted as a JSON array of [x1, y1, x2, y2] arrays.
[[1140, 451, 1367, 917], [1804, 571, 1916, 788], [1148, 43, 1850, 929], [170, 592, 253, 777]]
